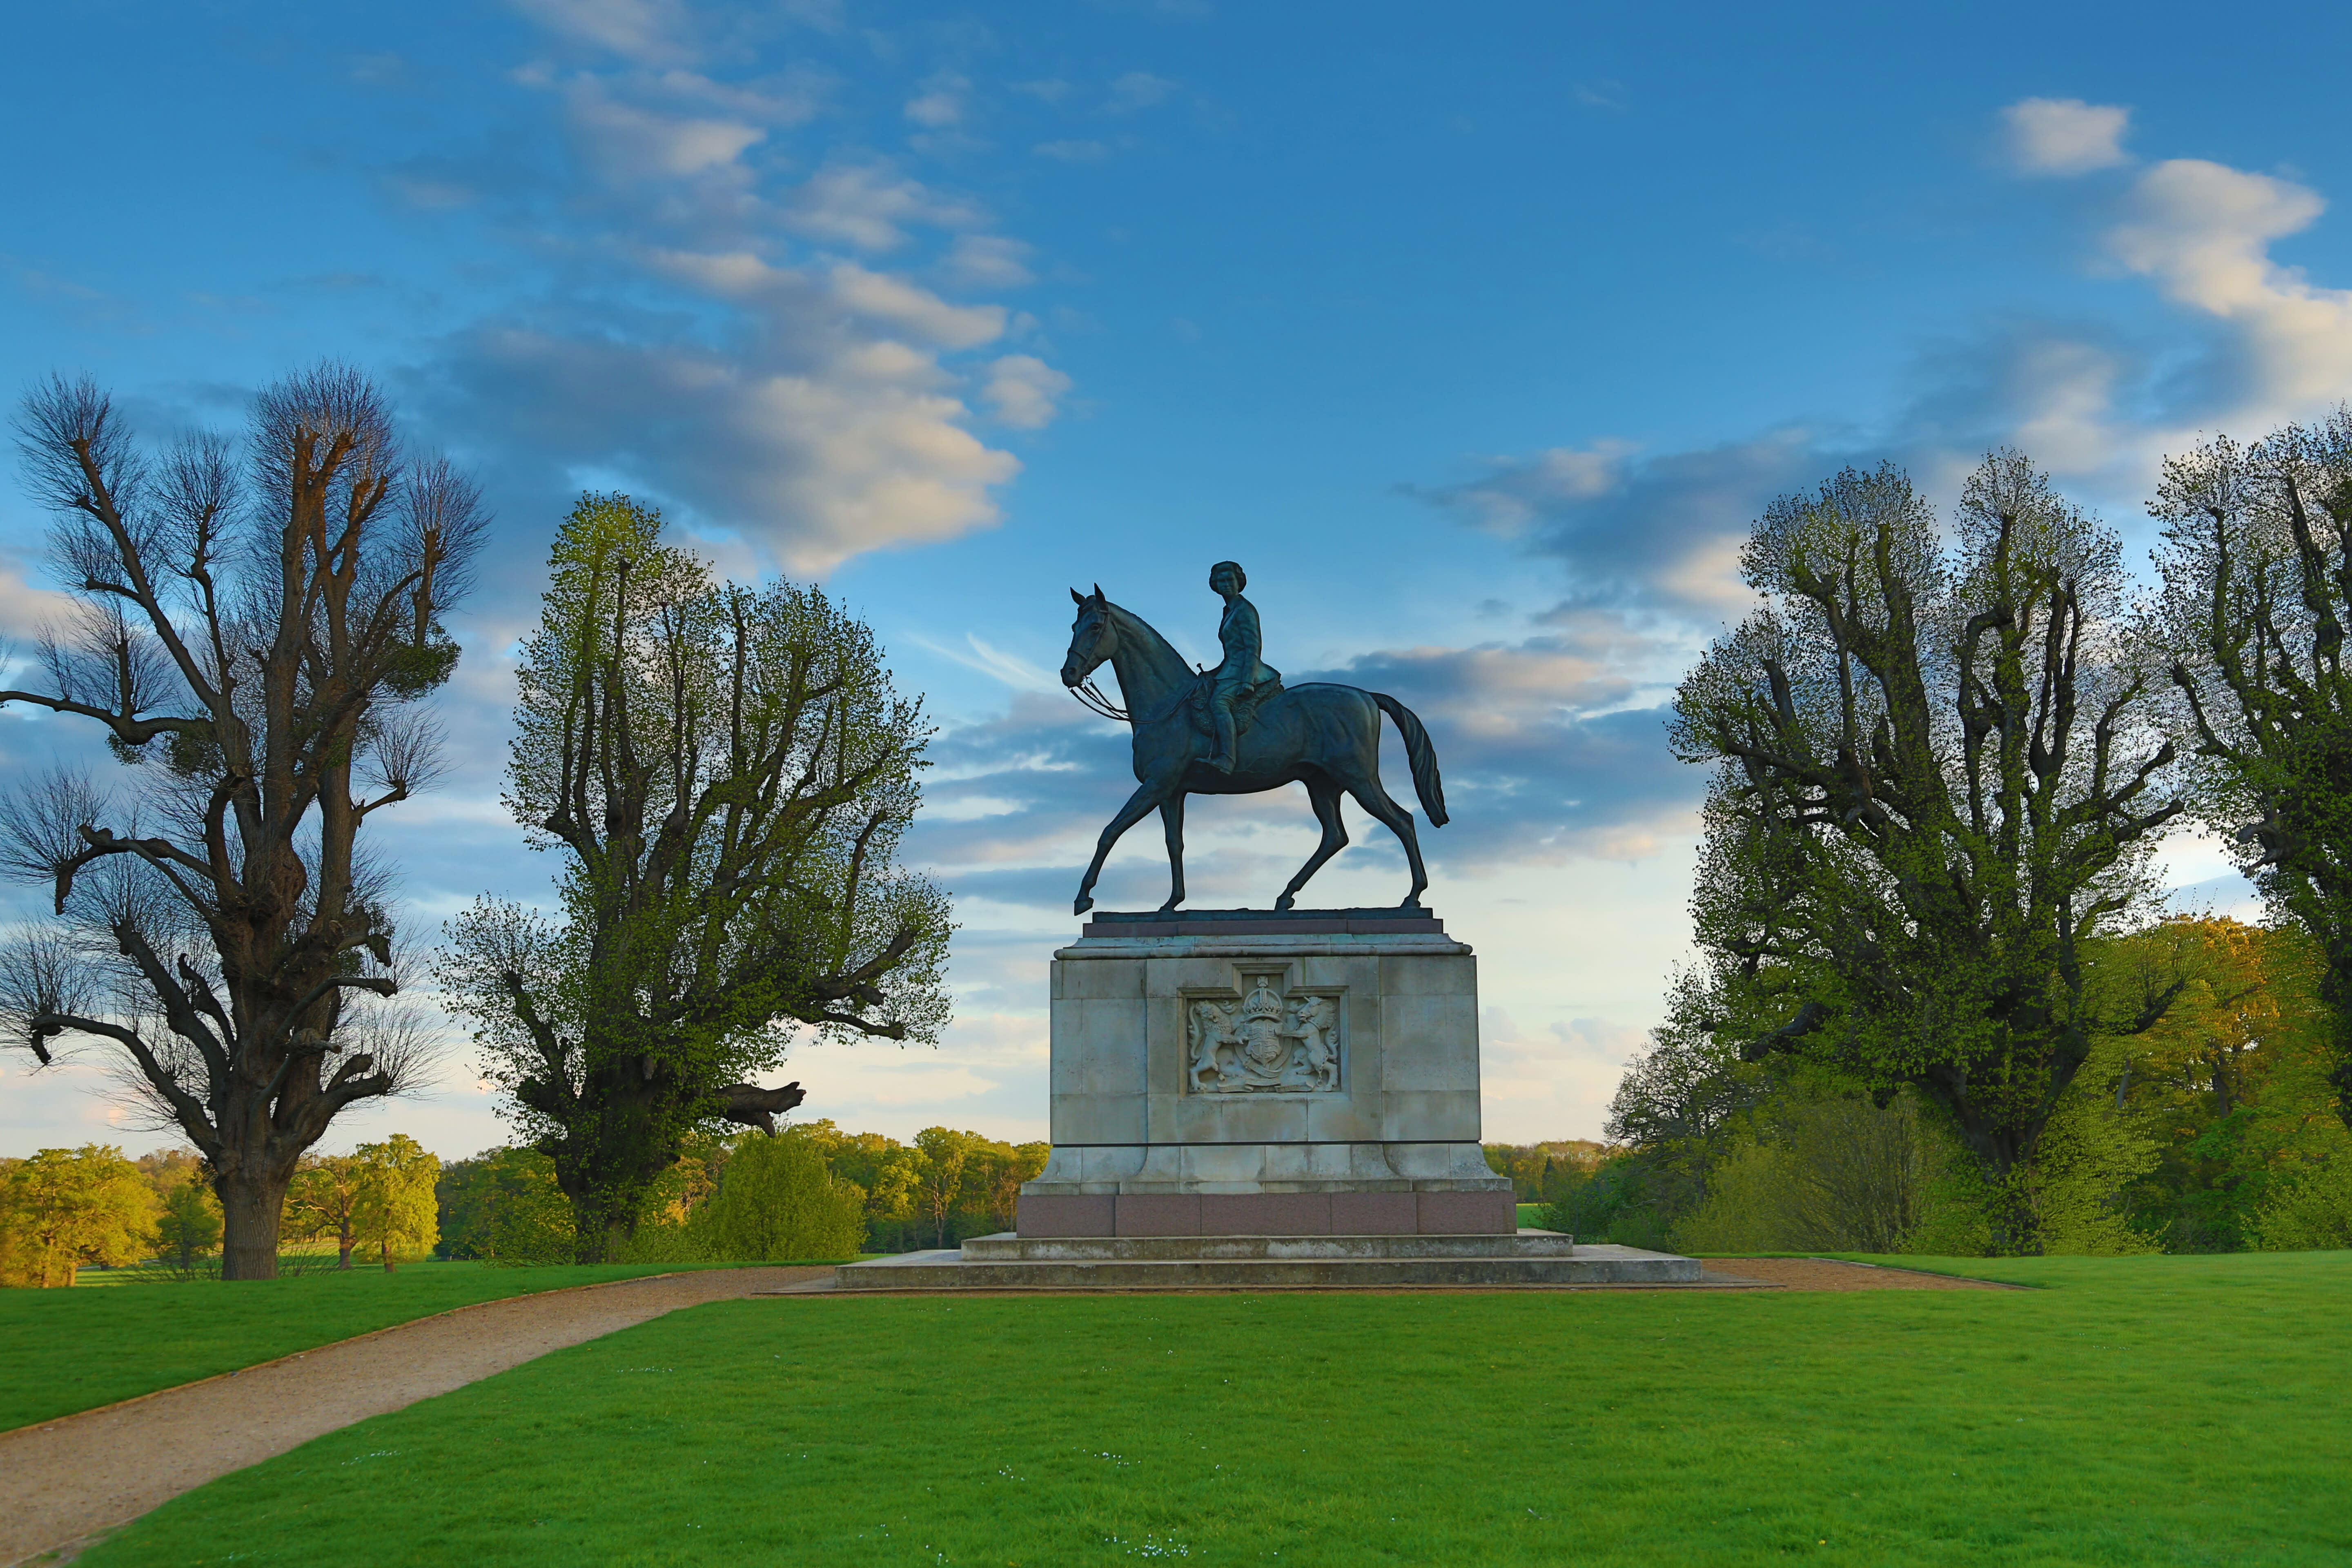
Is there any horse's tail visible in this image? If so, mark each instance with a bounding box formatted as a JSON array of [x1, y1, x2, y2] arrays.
[[1372, 693, 1448, 827]]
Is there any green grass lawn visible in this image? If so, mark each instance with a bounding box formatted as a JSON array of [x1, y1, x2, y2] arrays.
[[0, 1261, 704, 1431], [78, 1251, 2352, 1566]]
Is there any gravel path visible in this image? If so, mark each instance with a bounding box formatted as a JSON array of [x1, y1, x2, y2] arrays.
[[0, 1266, 829, 1568]]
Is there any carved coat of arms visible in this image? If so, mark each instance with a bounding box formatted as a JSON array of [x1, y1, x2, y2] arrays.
[[1187, 978, 1340, 1094]]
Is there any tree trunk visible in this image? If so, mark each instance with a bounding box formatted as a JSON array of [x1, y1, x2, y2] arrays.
[[219, 1169, 292, 1281], [337, 1218, 354, 1270], [567, 1191, 636, 1264], [381, 1239, 396, 1273], [1951, 1130, 2042, 1256]]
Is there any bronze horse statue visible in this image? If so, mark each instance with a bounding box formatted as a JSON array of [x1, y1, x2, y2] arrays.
[[1059, 588, 1448, 914]]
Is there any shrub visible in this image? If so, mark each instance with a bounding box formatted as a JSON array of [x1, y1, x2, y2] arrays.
[[2251, 1160, 2352, 1251], [688, 1132, 866, 1262]]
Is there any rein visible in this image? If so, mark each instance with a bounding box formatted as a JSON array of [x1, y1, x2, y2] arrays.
[[1069, 668, 1200, 729], [1068, 605, 1204, 728], [1071, 678, 1130, 723]]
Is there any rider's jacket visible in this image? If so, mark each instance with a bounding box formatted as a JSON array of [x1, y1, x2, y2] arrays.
[[1215, 595, 1279, 690]]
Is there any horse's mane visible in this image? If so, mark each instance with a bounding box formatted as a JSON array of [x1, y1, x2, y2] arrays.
[[1105, 599, 1194, 679]]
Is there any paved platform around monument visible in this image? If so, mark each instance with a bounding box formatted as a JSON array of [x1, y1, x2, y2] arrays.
[[834, 1232, 1704, 1290]]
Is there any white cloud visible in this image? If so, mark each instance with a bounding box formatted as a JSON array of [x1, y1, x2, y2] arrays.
[[1434, 442, 1635, 535], [1034, 139, 1109, 164], [2107, 158, 2352, 422], [943, 234, 1036, 289], [904, 72, 969, 129], [566, 83, 764, 181], [911, 633, 1063, 692], [442, 323, 1019, 575], [510, 0, 693, 64], [2000, 96, 2132, 176], [0, 549, 75, 650], [1996, 337, 2128, 475], [1107, 71, 1176, 111], [643, 68, 824, 127], [980, 354, 1072, 429], [436, 15, 1071, 577], [829, 263, 1008, 349], [787, 163, 984, 251]]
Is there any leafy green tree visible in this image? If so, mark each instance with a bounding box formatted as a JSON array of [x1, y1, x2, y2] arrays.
[[2144, 412, 2352, 1127], [911, 1127, 985, 1247], [287, 1154, 366, 1268], [442, 495, 951, 1259], [350, 1134, 439, 1270], [0, 368, 483, 1278], [1670, 454, 2185, 1250], [434, 1146, 577, 1264], [2103, 918, 2348, 1250], [958, 1137, 1050, 1235], [0, 1145, 157, 1287], [795, 1120, 924, 1251], [688, 1131, 865, 1261], [154, 1176, 225, 1275]]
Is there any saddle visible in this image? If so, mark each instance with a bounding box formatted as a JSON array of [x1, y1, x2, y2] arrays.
[[1186, 668, 1283, 743]]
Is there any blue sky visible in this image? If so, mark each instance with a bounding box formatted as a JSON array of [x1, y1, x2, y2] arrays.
[[4, 0, 2345, 1156]]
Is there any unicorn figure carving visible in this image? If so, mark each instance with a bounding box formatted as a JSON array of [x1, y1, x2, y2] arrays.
[[1058, 572, 1448, 915]]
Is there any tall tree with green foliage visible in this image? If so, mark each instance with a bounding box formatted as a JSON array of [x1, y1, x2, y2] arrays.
[[0, 1145, 157, 1286], [288, 1153, 366, 1267], [2144, 410, 2352, 1128], [1670, 453, 2185, 1250], [442, 495, 952, 1259], [350, 1134, 440, 1270], [154, 1176, 225, 1275], [0, 368, 482, 1278]]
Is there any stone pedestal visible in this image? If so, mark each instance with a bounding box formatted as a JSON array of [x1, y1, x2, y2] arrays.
[[833, 906, 1708, 1291], [1014, 908, 1516, 1238]]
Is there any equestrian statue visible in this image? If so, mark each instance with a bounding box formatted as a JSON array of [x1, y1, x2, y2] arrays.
[[1060, 561, 1448, 915]]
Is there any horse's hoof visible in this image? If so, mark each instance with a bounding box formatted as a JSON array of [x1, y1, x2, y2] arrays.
[[1074, 896, 1094, 915], [1157, 901, 1183, 914], [1399, 898, 1422, 911], [1275, 894, 1296, 911]]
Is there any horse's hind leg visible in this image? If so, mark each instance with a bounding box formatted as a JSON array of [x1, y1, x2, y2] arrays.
[[1158, 794, 1187, 913], [1341, 772, 1430, 910], [1276, 779, 1350, 911]]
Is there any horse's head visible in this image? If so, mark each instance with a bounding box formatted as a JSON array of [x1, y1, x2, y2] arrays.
[[1062, 584, 1114, 687]]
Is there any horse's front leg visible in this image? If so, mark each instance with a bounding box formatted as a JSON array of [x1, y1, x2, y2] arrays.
[[1074, 782, 1168, 915], [1158, 794, 1187, 912]]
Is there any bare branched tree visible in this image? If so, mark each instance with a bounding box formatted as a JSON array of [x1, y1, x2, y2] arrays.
[[0, 366, 484, 1278]]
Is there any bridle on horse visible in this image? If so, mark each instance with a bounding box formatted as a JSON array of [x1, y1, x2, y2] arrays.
[[1067, 604, 1203, 726]]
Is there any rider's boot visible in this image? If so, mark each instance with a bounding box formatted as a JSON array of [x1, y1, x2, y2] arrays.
[[1209, 701, 1238, 773]]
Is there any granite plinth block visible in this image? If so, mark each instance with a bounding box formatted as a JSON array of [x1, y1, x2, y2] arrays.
[[835, 1234, 1711, 1290], [1018, 917, 1512, 1238], [963, 1230, 1579, 1262]]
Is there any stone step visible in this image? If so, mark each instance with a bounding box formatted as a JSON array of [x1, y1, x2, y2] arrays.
[[960, 1229, 1576, 1262], [833, 1243, 1702, 1291]]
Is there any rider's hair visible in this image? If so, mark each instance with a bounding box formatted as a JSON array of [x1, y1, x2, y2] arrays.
[[1210, 560, 1246, 590]]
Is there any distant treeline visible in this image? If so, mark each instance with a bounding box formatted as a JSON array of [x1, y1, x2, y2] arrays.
[[1, 1139, 440, 1286], [1549, 918, 2352, 1256], [435, 1122, 1048, 1263]]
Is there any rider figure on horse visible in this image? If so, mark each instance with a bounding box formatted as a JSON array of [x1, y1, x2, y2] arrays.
[[1207, 560, 1281, 773]]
